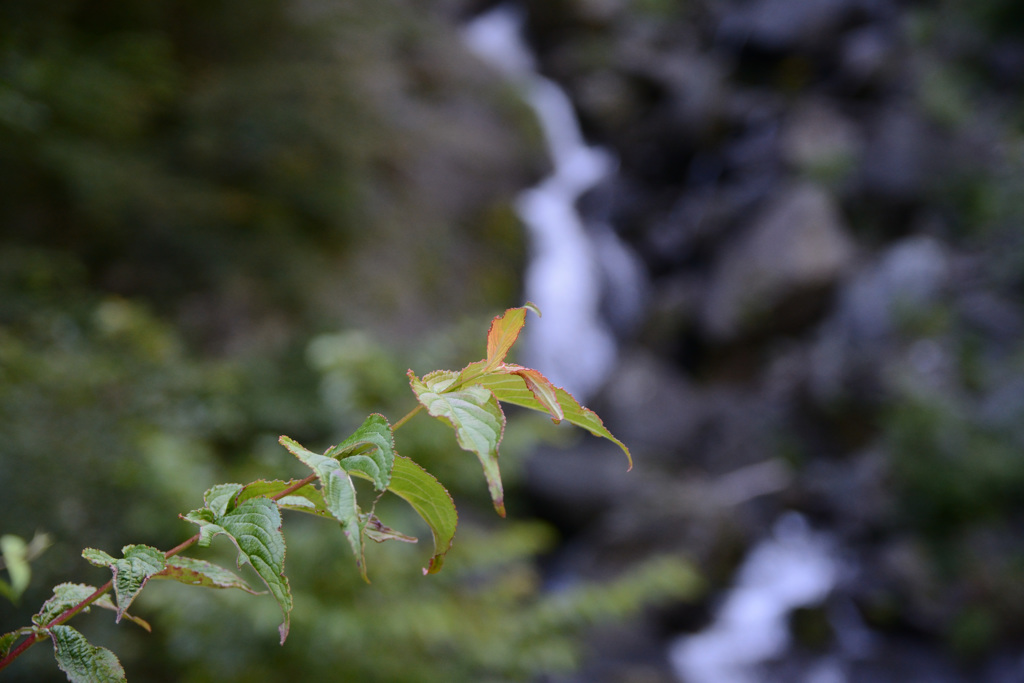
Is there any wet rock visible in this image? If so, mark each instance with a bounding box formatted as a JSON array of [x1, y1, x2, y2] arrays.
[[643, 188, 733, 268], [701, 183, 857, 341], [566, 0, 630, 24], [840, 24, 904, 88], [986, 40, 1024, 88], [689, 387, 791, 474], [859, 105, 936, 201], [524, 442, 637, 532], [534, 461, 771, 581], [723, 103, 784, 169], [957, 290, 1024, 347], [638, 272, 705, 353], [572, 68, 647, 132], [841, 236, 949, 340], [600, 351, 705, 459], [781, 98, 863, 183], [798, 449, 894, 534], [664, 54, 730, 140], [625, 50, 731, 144], [592, 222, 650, 335], [716, 0, 863, 52], [810, 235, 949, 402]]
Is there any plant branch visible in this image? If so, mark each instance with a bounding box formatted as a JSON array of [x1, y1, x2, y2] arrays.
[[1, 305, 632, 679], [0, 579, 113, 672], [1, 403, 431, 673], [0, 629, 44, 672]]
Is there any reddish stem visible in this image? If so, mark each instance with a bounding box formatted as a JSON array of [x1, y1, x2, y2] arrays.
[[269, 473, 318, 501], [0, 579, 113, 671], [0, 631, 43, 672], [390, 404, 422, 431]]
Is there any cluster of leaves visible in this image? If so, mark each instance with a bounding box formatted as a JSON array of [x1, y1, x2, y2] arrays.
[[0, 305, 633, 681]]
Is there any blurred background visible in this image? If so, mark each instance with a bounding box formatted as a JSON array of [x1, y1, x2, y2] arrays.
[[4, 0, 1024, 681]]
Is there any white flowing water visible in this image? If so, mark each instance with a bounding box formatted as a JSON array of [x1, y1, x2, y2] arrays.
[[669, 513, 857, 683], [462, 5, 644, 400]]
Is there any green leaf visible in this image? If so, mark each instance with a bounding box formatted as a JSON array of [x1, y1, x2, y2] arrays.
[[477, 372, 633, 469], [49, 624, 125, 683], [234, 479, 292, 502], [155, 556, 260, 594], [1, 630, 20, 659], [504, 364, 564, 422], [362, 514, 418, 544], [409, 370, 508, 516], [326, 413, 396, 490], [455, 304, 541, 385], [82, 545, 165, 622], [485, 306, 528, 368], [276, 494, 330, 517], [34, 584, 100, 626], [181, 509, 218, 546], [236, 480, 331, 518], [280, 436, 366, 580], [275, 493, 328, 516], [0, 535, 30, 604], [451, 303, 630, 467], [236, 479, 317, 504], [81, 549, 114, 566], [36, 584, 147, 631], [486, 303, 540, 366], [384, 456, 458, 574], [184, 497, 292, 643], [204, 483, 244, 517]]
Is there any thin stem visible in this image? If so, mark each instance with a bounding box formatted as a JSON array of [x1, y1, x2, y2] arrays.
[[391, 404, 422, 431], [0, 630, 44, 671], [164, 534, 200, 559], [270, 473, 318, 501]]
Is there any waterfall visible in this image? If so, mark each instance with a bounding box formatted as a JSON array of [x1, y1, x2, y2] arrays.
[[462, 5, 644, 400], [669, 513, 863, 683]]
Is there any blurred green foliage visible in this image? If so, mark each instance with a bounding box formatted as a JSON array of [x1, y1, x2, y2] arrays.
[[0, 1, 696, 680], [0, 0, 535, 340], [0, 280, 699, 681], [881, 306, 1024, 654], [886, 397, 1024, 537]]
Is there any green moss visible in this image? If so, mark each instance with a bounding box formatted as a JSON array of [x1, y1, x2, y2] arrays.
[[885, 398, 1024, 535]]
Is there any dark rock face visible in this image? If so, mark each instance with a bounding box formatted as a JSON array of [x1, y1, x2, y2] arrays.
[[700, 181, 857, 341], [716, 0, 867, 53], [499, 0, 1024, 680]]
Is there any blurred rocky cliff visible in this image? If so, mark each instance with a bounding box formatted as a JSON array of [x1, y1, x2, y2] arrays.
[[456, 0, 1024, 680]]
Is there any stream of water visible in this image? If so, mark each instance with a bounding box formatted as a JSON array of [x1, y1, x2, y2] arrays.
[[462, 5, 644, 400], [670, 513, 857, 683]]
